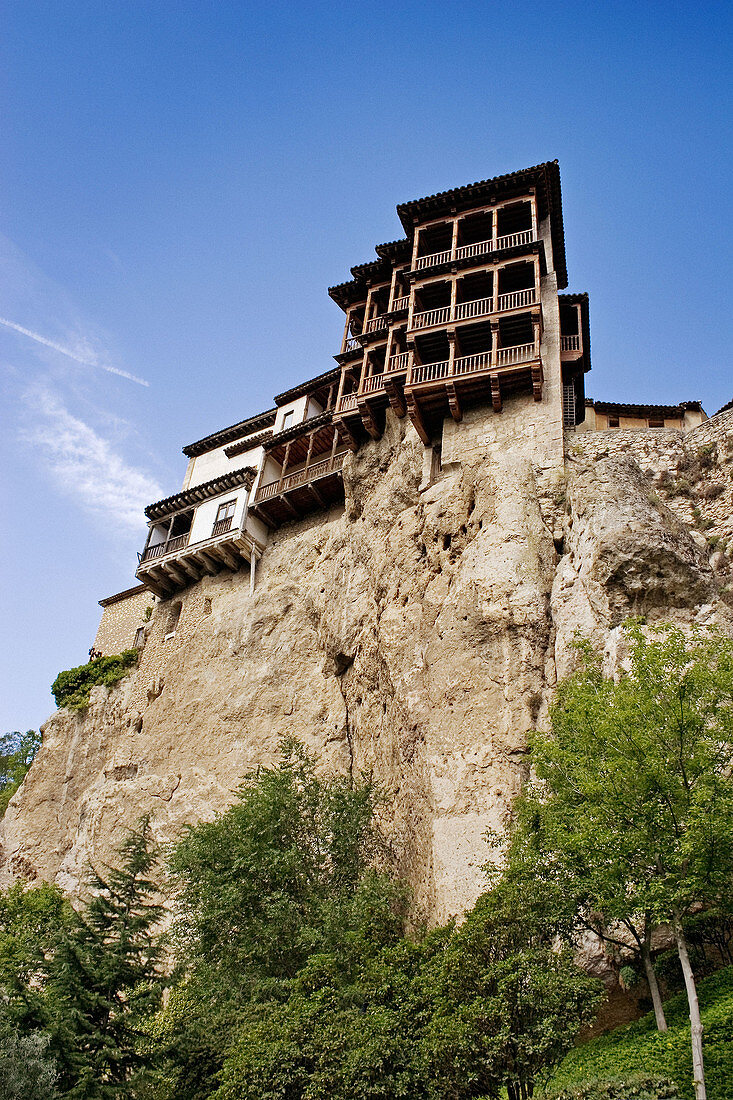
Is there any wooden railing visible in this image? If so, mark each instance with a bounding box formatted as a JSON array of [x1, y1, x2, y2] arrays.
[[365, 316, 387, 333], [495, 229, 534, 250], [141, 533, 190, 563], [412, 305, 451, 329], [454, 296, 492, 321], [390, 295, 409, 311], [253, 451, 347, 504], [407, 342, 539, 386], [496, 342, 537, 366], [454, 352, 491, 376], [343, 336, 361, 354], [336, 392, 359, 413], [455, 239, 493, 260], [212, 516, 233, 537], [413, 230, 536, 272], [388, 351, 410, 371], [410, 360, 450, 385], [361, 373, 386, 394], [415, 248, 452, 270], [497, 287, 536, 311], [561, 334, 581, 351], [410, 289, 537, 331]]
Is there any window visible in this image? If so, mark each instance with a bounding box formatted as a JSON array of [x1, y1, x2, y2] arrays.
[[133, 626, 146, 648], [608, 416, 620, 428], [216, 500, 236, 523], [281, 410, 294, 430], [648, 418, 664, 428]]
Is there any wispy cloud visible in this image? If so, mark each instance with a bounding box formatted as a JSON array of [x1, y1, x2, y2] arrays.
[[0, 316, 149, 386], [21, 390, 163, 531]]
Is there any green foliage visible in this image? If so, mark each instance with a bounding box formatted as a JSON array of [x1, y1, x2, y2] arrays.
[[0, 1003, 60, 1099], [0, 729, 42, 815], [544, 1073, 681, 1098], [47, 815, 167, 1098], [547, 967, 733, 1100], [165, 741, 600, 1100], [51, 650, 139, 711]]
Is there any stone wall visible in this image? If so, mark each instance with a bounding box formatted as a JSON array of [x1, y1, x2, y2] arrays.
[[93, 587, 156, 656]]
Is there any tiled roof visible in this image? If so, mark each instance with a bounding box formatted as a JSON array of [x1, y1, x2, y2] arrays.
[[145, 467, 257, 521], [274, 367, 341, 406], [713, 398, 733, 417], [99, 583, 149, 607], [586, 399, 704, 417], [183, 409, 277, 458], [396, 160, 567, 290]]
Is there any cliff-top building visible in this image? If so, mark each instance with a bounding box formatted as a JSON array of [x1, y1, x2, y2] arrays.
[[100, 161, 705, 626]]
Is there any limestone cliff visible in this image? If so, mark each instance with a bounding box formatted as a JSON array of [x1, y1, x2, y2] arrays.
[[3, 405, 733, 922]]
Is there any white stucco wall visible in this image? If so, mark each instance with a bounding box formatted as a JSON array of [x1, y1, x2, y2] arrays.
[[189, 491, 248, 544], [186, 442, 265, 490]]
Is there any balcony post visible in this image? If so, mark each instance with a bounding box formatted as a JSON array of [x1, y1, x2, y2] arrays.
[[341, 308, 352, 353], [450, 276, 458, 324], [489, 207, 496, 251], [304, 431, 315, 474], [447, 329, 457, 376], [364, 284, 373, 327], [279, 442, 291, 490], [330, 426, 339, 466], [388, 265, 399, 311], [490, 320, 500, 370], [450, 217, 459, 262], [411, 228, 421, 270], [492, 265, 500, 314], [385, 325, 395, 370], [529, 188, 538, 240]]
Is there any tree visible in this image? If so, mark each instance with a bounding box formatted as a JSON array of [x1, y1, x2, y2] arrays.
[[0, 729, 42, 815], [167, 739, 407, 1098], [0, 1004, 59, 1100], [48, 815, 166, 1098], [504, 622, 733, 1100], [419, 884, 602, 1100]]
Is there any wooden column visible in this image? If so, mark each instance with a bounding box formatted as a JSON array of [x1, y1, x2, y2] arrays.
[[529, 187, 538, 240], [304, 431, 315, 473], [279, 442, 291, 489], [450, 276, 458, 323], [341, 308, 352, 352], [411, 227, 420, 270], [450, 217, 459, 261], [388, 265, 399, 311], [490, 320, 500, 369]]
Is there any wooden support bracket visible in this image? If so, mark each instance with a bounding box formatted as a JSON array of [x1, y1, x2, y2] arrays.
[[490, 374, 502, 413], [406, 393, 431, 445], [532, 365, 543, 402], [446, 382, 462, 423]]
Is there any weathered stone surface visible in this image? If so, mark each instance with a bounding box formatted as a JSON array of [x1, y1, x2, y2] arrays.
[[2, 407, 732, 922]]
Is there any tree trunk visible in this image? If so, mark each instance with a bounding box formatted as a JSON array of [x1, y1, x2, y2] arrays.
[[674, 916, 706, 1100], [641, 933, 668, 1032]]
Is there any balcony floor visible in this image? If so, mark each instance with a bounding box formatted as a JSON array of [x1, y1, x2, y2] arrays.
[[137, 526, 262, 598]]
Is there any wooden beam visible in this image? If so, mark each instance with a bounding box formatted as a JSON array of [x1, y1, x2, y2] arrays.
[[180, 558, 202, 581], [406, 394, 430, 445], [217, 544, 241, 570], [164, 563, 188, 587], [446, 382, 462, 423], [360, 402, 380, 440], [384, 379, 406, 418], [490, 373, 502, 413], [308, 481, 326, 508], [198, 551, 221, 575], [532, 365, 543, 402]]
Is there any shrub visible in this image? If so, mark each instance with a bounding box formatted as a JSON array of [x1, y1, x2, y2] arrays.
[[543, 1073, 682, 1098], [548, 967, 733, 1100], [51, 650, 139, 711]]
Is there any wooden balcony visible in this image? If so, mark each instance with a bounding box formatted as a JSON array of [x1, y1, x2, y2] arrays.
[[137, 522, 262, 599], [251, 450, 348, 527], [404, 340, 543, 442], [409, 287, 538, 332], [560, 332, 583, 359], [364, 316, 388, 334], [389, 294, 410, 312], [412, 229, 537, 273]]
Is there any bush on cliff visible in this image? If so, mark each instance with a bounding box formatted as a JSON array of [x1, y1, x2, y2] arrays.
[[51, 650, 139, 711]]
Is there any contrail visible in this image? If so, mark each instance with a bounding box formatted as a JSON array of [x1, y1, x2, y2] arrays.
[[0, 316, 149, 387]]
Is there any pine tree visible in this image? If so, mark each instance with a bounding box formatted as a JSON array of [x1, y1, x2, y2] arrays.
[[49, 815, 166, 1099]]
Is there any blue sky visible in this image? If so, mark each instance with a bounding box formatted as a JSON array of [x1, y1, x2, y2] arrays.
[[1, 1, 731, 732]]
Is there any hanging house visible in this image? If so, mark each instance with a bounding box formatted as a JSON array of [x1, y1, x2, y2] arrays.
[[129, 160, 705, 603]]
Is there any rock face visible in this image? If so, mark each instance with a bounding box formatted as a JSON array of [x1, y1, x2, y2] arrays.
[[3, 406, 733, 922]]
